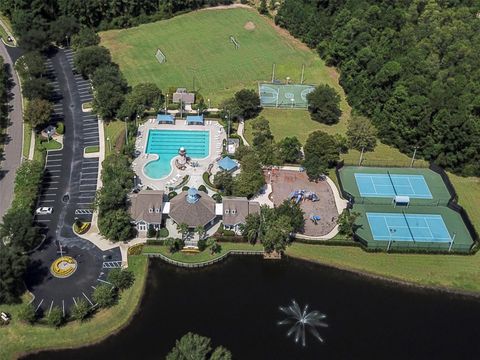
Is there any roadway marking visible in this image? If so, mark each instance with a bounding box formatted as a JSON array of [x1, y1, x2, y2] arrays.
[[62, 300, 65, 317], [42, 193, 57, 197], [83, 135, 99, 140], [72, 297, 78, 306], [40, 200, 55, 203], [36, 219, 51, 222], [82, 292, 94, 306], [97, 279, 112, 285], [82, 166, 98, 170], [48, 153, 62, 157], [35, 299, 44, 312], [48, 170, 61, 173], [48, 300, 54, 315]]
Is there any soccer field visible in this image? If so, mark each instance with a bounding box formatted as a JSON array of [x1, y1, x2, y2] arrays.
[[100, 8, 334, 104]]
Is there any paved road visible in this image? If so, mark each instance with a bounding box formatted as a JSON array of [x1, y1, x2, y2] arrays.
[[0, 41, 23, 218], [26, 48, 120, 314]]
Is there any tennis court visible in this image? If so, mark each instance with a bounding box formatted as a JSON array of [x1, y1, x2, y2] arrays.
[[367, 213, 452, 242], [355, 173, 432, 199], [258, 83, 315, 108]]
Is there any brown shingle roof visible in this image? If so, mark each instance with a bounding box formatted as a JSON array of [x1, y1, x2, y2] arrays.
[[169, 191, 216, 227], [129, 190, 164, 224], [222, 197, 260, 226]]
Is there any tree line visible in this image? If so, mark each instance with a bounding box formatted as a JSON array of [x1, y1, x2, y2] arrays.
[[0, 0, 233, 50], [276, 0, 480, 175]]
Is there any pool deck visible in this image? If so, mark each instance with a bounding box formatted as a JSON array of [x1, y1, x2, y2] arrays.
[[133, 119, 226, 190]]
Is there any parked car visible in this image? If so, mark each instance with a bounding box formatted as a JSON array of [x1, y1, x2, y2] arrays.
[[36, 207, 53, 215]]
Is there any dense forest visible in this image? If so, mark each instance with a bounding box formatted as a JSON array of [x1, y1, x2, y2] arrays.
[[0, 0, 233, 48], [276, 0, 480, 175]]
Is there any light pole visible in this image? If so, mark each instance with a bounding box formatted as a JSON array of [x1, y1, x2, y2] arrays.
[[207, 98, 211, 110], [124, 117, 129, 146], [165, 94, 168, 113], [225, 110, 231, 140], [410, 146, 419, 167], [291, 98, 294, 108], [358, 146, 365, 166]]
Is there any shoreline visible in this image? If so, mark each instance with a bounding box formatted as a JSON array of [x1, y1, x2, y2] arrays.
[[15, 257, 149, 360], [15, 252, 480, 358], [287, 253, 480, 300]]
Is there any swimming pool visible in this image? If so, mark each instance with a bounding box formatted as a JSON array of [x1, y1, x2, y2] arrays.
[[143, 130, 209, 179]]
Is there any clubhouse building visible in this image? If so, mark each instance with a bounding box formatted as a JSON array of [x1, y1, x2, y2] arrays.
[[129, 188, 259, 236]]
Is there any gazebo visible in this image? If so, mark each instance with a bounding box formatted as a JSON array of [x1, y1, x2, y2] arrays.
[[186, 115, 204, 125], [218, 156, 238, 172], [157, 114, 175, 124]]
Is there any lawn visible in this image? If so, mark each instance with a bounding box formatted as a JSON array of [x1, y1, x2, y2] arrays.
[[0, 13, 12, 44], [85, 145, 100, 153], [143, 242, 264, 263], [286, 243, 480, 293], [100, 8, 345, 105], [104, 120, 125, 156], [22, 122, 32, 159], [0, 256, 148, 360]]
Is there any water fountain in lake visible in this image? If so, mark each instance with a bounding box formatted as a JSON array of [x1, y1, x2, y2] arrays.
[[278, 300, 328, 347]]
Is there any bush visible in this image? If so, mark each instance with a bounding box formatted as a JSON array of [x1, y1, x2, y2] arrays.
[[147, 224, 157, 238], [182, 185, 190, 191], [56, 122, 64, 134], [197, 239, 207, 251], [145, 239, 167, 245], [168, 191, 177, 199], [198, 185, 208, 193], [212, 193, 222, 203], [222, 230, 235, 236], [70, 298, 91, 322], [158, 228, 169, 238], [92, 284, 117, 308], [46, 306, 64, 327], [17, 303, 36, 324], [127, 243, 144, 255], [107, 269, 135, 291]]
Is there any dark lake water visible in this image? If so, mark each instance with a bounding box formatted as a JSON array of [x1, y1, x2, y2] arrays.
[[27, 256, 480, 360]]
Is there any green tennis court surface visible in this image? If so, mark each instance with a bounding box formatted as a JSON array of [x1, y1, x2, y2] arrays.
[[258, 83, 314, 108], [355, 173, 432, 199], [367, 213, 451, 242]]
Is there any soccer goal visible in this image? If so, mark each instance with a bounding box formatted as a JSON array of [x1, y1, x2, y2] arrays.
[[155, 48, 166, 63], [229, 36, 240, 49]]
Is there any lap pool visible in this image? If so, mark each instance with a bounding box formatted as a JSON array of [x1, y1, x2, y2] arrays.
[[143, 129, 209, 179]]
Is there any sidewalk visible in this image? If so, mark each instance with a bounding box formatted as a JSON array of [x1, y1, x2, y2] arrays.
[[237, 120, 250, 146]]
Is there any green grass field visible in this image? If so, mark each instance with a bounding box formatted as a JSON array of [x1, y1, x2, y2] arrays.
[[0, 256, 147, 360], [100, 8, 344, 105]]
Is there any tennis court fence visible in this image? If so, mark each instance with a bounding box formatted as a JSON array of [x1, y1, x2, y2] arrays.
[[355, 197, 451, 207], [342, 159, 429, 168]]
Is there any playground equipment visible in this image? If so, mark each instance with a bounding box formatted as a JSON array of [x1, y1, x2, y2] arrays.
[[310, 214, 321, 224], [289, 190, 319, 203]]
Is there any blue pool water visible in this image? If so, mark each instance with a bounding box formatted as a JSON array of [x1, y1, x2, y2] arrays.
[[144, 130, 209, 179]]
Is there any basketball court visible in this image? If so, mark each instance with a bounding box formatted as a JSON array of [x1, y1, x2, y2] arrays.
[[258, 83, 314, 109]]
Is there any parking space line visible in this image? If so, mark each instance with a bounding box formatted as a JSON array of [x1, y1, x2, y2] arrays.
[[82, 292, 94, 306], [35, 219, 51, 222], [35, 299, 44, 312], [48, 170, 61, 173], [48, 300, 54, 315], [72, 297, 77, 306], [48, 153, 62, 157], [62, 300, 65, 317]]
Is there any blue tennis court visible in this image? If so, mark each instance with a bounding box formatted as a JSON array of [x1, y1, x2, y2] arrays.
[[366, 213, 451, 242], [355, 173, 432, 199]]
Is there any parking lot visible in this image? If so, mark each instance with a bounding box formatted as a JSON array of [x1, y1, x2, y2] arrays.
[[28, 48, 120, 314]]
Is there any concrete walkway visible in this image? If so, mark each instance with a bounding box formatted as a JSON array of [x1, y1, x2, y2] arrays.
[[0, 41, 23, 218], [237, 120, 250, 146], [27, 130, 35, 160]]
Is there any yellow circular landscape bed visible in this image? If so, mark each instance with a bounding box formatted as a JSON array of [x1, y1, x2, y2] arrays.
[[50, 256, 78, 278]]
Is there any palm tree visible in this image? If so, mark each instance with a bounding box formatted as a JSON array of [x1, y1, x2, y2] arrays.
[[177, 223, 189, 241], [195, 225, 206, 241]]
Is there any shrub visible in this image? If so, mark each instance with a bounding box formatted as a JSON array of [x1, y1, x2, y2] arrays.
[[212, 193, 222, 203], [56, 122, 64, 134], [197, 239, 207, 251], [158, 227, 169, 238], [147, 224, 157, 238], [107, 269, 135, 291], [211, 242, 222, 254], [182, 185, 190, 191], [222, 230, 235, 236], [92, 284, 117, 308], [168, 191, 177, 199], [46, 306, 64, 327], [127, 243, 144, 255], [70, 298, 90, 321], [198, 185, 208, 193], [17, 303, 36, 324]]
